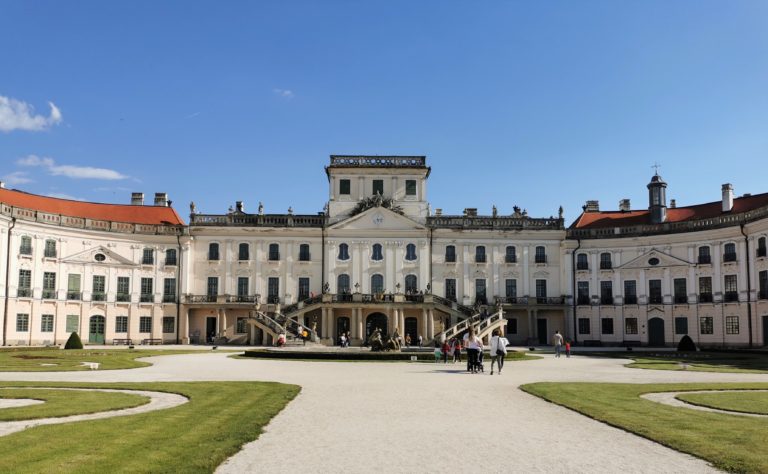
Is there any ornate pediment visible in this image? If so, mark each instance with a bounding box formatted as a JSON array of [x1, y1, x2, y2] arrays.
[[619, 248, 691, 270], [61, 246, 137, 267], [328, 207, 426, 232]]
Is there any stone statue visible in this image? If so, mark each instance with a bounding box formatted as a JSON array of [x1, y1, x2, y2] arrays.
[[558, 206, 564, 219], [189, 201, 196, 214], [368, 328, 384, 351], [522, 209, 528, 217], [512, 205, 521, 217], [323, 202, 329, 215], [323, 282, 330, 294], [373, 191, 384, 208], [288, 206, 293, 215], [258, 202, 264, 216], [492, 205, 498, 218]]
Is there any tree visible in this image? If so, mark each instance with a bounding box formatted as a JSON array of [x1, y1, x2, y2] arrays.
[[64, 332, 83, 350]]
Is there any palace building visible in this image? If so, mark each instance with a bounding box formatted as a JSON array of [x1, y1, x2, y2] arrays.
[[1, 155, 767, 348]]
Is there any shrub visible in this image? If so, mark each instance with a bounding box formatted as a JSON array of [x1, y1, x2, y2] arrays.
[[64, 332, 83, 350], [677, 335, 697, 352]]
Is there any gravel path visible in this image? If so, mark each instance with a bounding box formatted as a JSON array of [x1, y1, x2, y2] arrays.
[[2, 350, 767, 473], [642, 390, 768, 418]]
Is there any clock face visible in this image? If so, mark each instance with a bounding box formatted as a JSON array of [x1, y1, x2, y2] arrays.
[[372, 213, 384, 226]]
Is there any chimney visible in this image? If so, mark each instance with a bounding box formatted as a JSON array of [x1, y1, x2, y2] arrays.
[[619, 199, 631, 212], [435, 208, 442, 216], [131, 192, 144, 205], [722, 183, 734, 212], [154, 192, 168, 206], [670, 199, 676, 209], [235, 201, 244, 213], [584, 200, 600, 212]]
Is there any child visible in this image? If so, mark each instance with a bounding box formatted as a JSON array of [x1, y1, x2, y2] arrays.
[[434, 344, 442, 363], [565, 340, 571, 358]]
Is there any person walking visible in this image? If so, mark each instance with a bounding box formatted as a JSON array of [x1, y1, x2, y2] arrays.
[[463, 327, 482, 373], [453, 338, 462, 364], [552, 330, 563, 358], [490, 329, 509, 375], [441, 340, 450, 363], [565, 339, 571, 358]]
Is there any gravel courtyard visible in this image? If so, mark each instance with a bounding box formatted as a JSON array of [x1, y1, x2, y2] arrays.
[[2, 350, 767, 473]]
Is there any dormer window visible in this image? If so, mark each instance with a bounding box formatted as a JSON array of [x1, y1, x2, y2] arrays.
[[338, 243, 350, 261], [339, 179, 350, 195], [372, 179, 384, 196]]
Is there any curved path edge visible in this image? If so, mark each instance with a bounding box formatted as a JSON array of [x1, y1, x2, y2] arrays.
[[642, 389, 768, 418]]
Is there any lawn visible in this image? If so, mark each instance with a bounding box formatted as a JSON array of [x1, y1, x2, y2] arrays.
[[521, 382, 768, 473], [0, 387, 148, 421], [676, 391, 768, 416], [0, 348, 224, 371], [625, 353, 768, 373], [0, 381, 299, 473]]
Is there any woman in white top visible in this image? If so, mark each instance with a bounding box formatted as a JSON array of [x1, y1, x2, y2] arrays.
[[490, 329, 509, 375], [463, 327, 483, 373]]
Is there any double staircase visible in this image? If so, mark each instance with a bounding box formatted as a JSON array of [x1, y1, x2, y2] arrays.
[[246, 310, 320, 345], [433, 308, 507, 344]]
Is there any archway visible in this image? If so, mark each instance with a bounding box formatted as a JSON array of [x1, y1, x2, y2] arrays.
[[404, 317, 418, 342], [336, 317, 350, 343], [648, 317, 665, 346], [89, 315, 105, 344], [366, 312, 388, 338]]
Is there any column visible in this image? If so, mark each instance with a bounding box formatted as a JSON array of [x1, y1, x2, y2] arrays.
[[421, 308, 428, 338], [427, 309, 435, 339], [356, 308, 364, 340], [321, 308, 328, 338], [327, 308, 334, 340]]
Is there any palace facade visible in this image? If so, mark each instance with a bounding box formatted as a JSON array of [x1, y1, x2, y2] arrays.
[[1, 156, 767, 348]]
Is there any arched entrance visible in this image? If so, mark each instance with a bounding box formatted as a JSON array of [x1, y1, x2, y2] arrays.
[[366, 312, 388, 338], [648, 317, 665, 346], [336, 317, 350, 343], [89, 315, 105, 344], [404, 317, 418, 341]]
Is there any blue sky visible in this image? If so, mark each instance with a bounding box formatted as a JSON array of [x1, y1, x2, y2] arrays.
[[2, 0, 767, 223]]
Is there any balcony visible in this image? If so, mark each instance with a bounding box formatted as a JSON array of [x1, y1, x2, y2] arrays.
[[600, 262, 612, 270], [648, 295, 663, 304], [698, 255, 711, 264], [67, 291, 82, 301], [504, 256, 517, 263], [624, 296, 638, 305], [577, 296, 591, 306], [17, 288, 32, 298], [723, 253, 737, 263], [91, 292, 106, 302], [163, 294, 176, 303], [724, 291, 739, 303], [534, 255, 547, 264], [140, 294, 154, 303], [576, 263, 589, 271], [116, 293, 130, 302], [231, 295, 258, 303], [600, 296, 613, 305], [536, 297, 564, 305], [674, 295, 688, 304], [698, 293, 713, 303]]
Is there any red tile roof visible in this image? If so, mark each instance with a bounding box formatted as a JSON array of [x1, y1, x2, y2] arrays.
[[571, 192, 768, 229], [0, 188, 185, 226]]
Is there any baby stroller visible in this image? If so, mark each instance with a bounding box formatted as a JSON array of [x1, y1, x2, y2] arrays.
[[467, 349, 484, 373]]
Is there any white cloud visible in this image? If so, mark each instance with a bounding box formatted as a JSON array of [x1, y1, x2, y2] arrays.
[[17, 154, 128, 180], [46, 192, 85, 201], [273, 88, 294, 99], [1, 171, 33, 185], [0, 96, 63, 132]]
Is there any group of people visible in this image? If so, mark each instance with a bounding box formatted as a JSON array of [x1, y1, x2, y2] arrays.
[[435, 337, 464, 364], [433, 327, 509, 375], [338, 331, 352, 348], [552, 330, 572, 358]]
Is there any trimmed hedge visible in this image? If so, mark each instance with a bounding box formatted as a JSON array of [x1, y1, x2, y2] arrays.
[[64, 332, 83, 350]]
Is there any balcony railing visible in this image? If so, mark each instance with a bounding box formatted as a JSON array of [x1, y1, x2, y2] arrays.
[[163, 294, 176, 303], [165, 258, 177, 266], [674, 295, 688, 304], [577, 296, 591, 305], [140, 294, 154, 303], [267, 295, 280, 304], [42, 289, 56, 299], [698, 255, 711, 264], [723, 253, 737, 263], [600, 296, 613, 305], [649, 295, 663, 304], [116, 293, 130, 302], [92, 292, 106, 302], [142, 257, 154, 265], [624, 296, 638, 305], [537, 297, 564, 305], [232, 295, 258, 303], [67, 291, 82, 301], [17, 288, 32, 298], [724, 291, 739, 302], [699, 293, 713, 303], [299, 253, 311, 262], [534, 255, 547, 264]]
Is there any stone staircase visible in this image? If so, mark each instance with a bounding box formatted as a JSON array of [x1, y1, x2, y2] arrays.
[[246, 310, 320, 344], [433, 308, 507, 343]]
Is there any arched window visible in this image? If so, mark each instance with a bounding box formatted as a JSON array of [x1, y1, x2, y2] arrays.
[[724, 243, 737, 262], [19, 236, 32, 255], [371, 274, 384, 294], [338, 243, 350, 261], [445, 245, 456, 263], [505, 246, 516, 263], [535, 246, 546, 264], [268, 243, 280, 261], [165, 249, 177, 266], [405, 274, 418, 293], [698, 246, 711, 264], [238, 243, 249, 260], [208, 243, 220, 261], [475, 246, 486, 263], [576, 253, 588, 270], [337, 274, 350, 294], [758, 237, 766, 258], [600, 252, 612, 270], [405, 243, 417, 261], [371, 243, 383, 261], [299, 244, 311, 261]]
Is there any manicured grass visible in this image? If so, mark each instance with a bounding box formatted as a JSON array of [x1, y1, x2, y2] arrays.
[[521, 382, 768, 473], [0, 349, 219, 371], [676, 391, 768, 415], [625, 353, 768, 373], [0, 381, 299, 473], [0, 387, 149, 421]]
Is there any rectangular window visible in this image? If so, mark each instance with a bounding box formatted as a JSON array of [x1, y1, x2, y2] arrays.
[[577, 281, 590, 305], [536, 279, 547, 302], [165, 249, 177, 266], [601, 318, 614, 335], [600, 281, 613, 305], [66, 314, 79, 333], [17, 269, 32, 297], [115, 316, 128, 333], [675, 317, 688, 335], [372, 179, 384, 196], [44, 239, 56, 258], [648, 279, 662, 304], [140, 277, 153, 302], [405, 179, 416, 196], [117, 276, 130, 302], [163, 278, 176, 303], [578, 318, 590, 335], [19, 236, 32, 255], [625, 318, 638, 335], [163, 317, 175, 334], [16, 314, 29, 332], [445, 246, 456, 263], [207, 277, 218, 299], [298, 277, 310, 300], [268, 277, 279, 303], [475, 279, 487, 304], [506, 318, 518, 335], [759, 271, 768, 299], [600, 253, 612, 270], [339, 179, 350, 195], [139, 316, 152, 333], [67, 274, 81, 300], [142, 248, 154, 265], [505, 246, 516, 263], [299, 245, 311, 261], [624, 280, 637, 304], [699, 276, 713, 303], [724, 275, 738, 302], [41, 314, 54, 332], [673, 278, 687, 304], [236, 317, 248, 334], [238, 243, 249, 261], [535, 246, 546, 264], [232, 277, 247, 297], [505, 279, 517, 300], [475, 246, 486, 263], [700, 316, 714, 335], [445, 278, 456, 301], [725, 316, 739, 334], [92, 275, 106, 301], [698, 246, 711, 264], [43, 272, 56, 299]]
